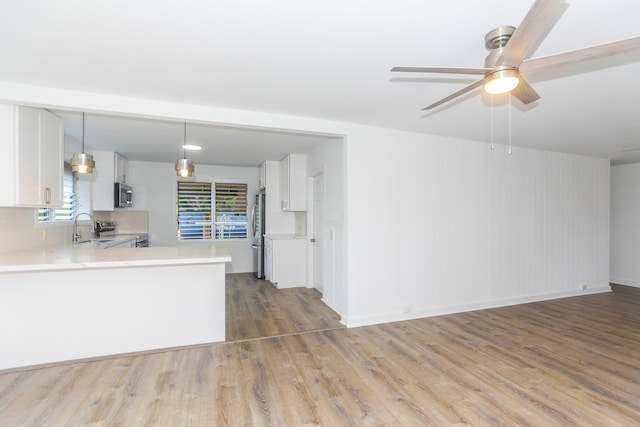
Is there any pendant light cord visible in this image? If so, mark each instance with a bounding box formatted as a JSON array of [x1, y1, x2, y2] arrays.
[[183, 122, 187, 158], [81, 112, 85, 153]]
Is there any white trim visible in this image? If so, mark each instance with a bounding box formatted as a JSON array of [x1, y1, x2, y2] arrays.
[[610, 277, 640, 288], [343, 285, 612, 328]]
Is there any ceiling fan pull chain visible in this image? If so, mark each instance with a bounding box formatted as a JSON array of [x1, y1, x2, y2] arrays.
[[490, 95, 495, 150], [508, 94, 513, 155]]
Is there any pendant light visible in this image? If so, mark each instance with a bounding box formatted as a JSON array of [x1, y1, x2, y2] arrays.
[[175, 122, 194, 177], [70, 112, 95, 174]]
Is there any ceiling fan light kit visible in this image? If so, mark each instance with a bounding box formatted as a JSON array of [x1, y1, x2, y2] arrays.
[[391, 0, 640, 111], [484, 68, 520, 94]]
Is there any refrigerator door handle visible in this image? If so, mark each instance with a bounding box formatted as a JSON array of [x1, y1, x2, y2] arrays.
[[251, 204, 256, 236]]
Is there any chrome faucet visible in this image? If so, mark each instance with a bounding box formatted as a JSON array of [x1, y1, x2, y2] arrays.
[[73, 212, 96, 243]]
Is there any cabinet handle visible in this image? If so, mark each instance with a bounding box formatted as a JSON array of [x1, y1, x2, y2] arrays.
[[45, 187, 51, 204]]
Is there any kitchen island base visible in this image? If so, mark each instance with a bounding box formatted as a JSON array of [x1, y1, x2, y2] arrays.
[[0, 261, 227, 371]]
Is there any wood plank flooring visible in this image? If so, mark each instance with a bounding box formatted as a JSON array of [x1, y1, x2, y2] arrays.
[[1, 280, 640, 426], [225, 273, 344, 342]]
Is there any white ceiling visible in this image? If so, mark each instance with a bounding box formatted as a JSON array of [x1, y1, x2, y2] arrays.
[[1, 0, 639, 165], [50, 111, 338, 167]]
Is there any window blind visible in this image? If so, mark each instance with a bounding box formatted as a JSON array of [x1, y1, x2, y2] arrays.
[[176, 181, 212, 240], [214, 182, 248, 239]]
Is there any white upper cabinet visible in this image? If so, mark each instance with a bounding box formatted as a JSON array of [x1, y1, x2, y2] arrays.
[[0, 104, 63, 207], [92, 151, 129, 211], [259, 161, 266, 189], [280, 154, 307, 211], [114, 153, 129, 184], [262, 160, 295, 234]]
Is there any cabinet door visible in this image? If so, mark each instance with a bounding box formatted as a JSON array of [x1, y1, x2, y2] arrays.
[[270, 238, 306, 288], [288, 154, 307, 211], [14, 107, 41, 205], [115, 153, 128, 183], [280, 154, 307, 211], [280, 155, 290, 210], [264, 242, 273, 281], [259, 162, 266, 189], [39, 110, 64, 206], [91, 151, 116, 211], [14, 108, 63, 207]]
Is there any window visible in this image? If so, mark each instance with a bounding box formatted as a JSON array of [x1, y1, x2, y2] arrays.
[[214, 182, 248, 239], [176, 180, 248, 240], [176, 181, 212, 240], [38, 163, 77, 222]]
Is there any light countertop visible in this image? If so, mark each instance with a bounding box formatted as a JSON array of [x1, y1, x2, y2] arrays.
[[264, 234, 306, 240], [0, 245, 232, 273]]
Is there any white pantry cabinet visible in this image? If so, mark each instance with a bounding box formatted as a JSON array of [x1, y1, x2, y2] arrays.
[[280, 154, 307, 211], [264, 235, 306, 288], [0, 104, 64, 207]]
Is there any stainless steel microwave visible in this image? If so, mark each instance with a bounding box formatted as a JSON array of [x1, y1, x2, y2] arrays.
[[114, 182, 133, 208]]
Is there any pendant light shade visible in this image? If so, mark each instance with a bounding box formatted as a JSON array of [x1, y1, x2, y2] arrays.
[[175, 123, 194, 177], [175, 158, 194, 177], [71, 112, 95, 174]]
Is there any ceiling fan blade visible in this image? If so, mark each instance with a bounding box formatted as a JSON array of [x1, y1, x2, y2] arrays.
[[510, 78, 540, 104], [496, 0, 567, 68], [391, 66, 491, 75], [422, 79, 486, 110], [520, 36, 640, 75]]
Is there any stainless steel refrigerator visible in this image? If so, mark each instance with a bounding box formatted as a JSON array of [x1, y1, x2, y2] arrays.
[[251, 189, 266, 279]]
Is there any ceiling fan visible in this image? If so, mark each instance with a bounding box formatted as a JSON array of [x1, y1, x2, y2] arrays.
[[392, 0, 640, 111]]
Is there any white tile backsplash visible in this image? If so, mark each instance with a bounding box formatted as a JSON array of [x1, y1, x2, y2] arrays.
[[0, 207, 73, 254]]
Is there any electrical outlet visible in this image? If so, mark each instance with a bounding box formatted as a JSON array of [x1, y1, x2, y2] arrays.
[[580, 283, 587, 290]]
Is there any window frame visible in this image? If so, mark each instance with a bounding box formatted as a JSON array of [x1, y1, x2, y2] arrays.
[[175, 178, 249, 241]]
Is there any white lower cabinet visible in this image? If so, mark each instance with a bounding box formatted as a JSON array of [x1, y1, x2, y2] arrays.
[[264, 238, 273, 282], [264, 236, 306, 288]]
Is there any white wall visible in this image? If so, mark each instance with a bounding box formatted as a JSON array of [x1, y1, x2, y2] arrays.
[[345, 127, 610, 326], [127, 160, 259, 274], [0, 83, 611, 329], [610, 163, 640, 287]]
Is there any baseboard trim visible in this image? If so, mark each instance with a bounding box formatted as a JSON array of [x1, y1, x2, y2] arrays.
[[610, 277, 640, 288], [344, 285, 612, 328]]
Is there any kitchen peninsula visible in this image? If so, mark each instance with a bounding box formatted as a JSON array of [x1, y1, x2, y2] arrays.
[[0, 245, 231, 371]]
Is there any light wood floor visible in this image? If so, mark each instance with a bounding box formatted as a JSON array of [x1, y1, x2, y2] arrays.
[[1, 280, 640, 426], [225, 273, 344, 342]]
